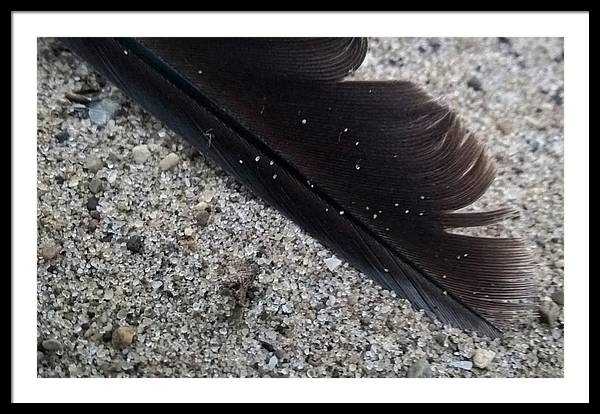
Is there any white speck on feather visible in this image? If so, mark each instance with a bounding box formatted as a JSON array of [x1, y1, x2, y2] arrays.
[[238, 159, 243, 164], [255, 156, 260, 162], [301, 119, 307, 125], [355, 141, 360, 146], [339, 210, 344, 215], [394, 203, 399, 207], [198, 69, 203, 74], [405, 210, 410, 214], [324, 256, 342, 271], [272, 174, 277, 179], [123, 50, 128, 55]]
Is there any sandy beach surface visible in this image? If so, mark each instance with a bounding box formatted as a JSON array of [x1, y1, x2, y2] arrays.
[[37, 37, 564, 378]]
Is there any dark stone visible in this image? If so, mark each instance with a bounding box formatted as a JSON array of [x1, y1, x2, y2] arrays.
[[126, 235, 143, 253], [427, 39, 441, 51], [100, 232, 114, 242], [47, 265, 58, 274], [467, 76, 483, 91], [86, 196, 99, 211], [418, 45, 427, 53], [551, 89, 563, 106], [195, 209, 211, 227], [55, 175, 66, 185], [102, 331, 112, 342], [88, 219, 99, 233], [260, 341, 275, 353], [498, 37, 512, 45], [55, 131, 70, 143], [527, 139, 540, 153], [551, 289, 564, 306]]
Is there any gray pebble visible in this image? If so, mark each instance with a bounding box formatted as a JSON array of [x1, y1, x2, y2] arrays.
[[434, 333, 448, 347], [40, 240, 61, 260], [539, 301, 561, 325], [88, 178, 103, 194], [551, 289, 564, 306], [132, 144, 151, 164], [41, 338, 63, 352], [159, 152, 180, 171], [84, 156, 103, 173], [195, 207, 211, 227], [407, 358, 432, 378]]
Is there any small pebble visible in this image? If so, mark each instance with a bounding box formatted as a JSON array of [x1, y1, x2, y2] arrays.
[[449, 360, 473, 371], [111, 326, 136, 348], [407, 359, 432, 378], [88, 99, 119, 125], [195, 209, 211, 227], [88, 178, 103, 194], [40, 240, 61, 260], [54, 131, 69, 143], [184, 227, 194, 237], [132, 144, 151, 164], [84, 156, 103, 173], [200, 191, 216, 203], [324, 256, 342, 271], [551, 289, 564, 306], [126, 235, 143, 253], [434, 333, 448, 347], [539, 301, 561, 325], [86, 196, 99, 211], [87, 219, 99, 233], [41, 338, 62, 352], [159, 153, 180, 171], [472, 349, 496, 369], [467, 76, 483, 91], [267, 355, 278, 370], [496, 120, 513, 135], [525, 116, 546, 130]]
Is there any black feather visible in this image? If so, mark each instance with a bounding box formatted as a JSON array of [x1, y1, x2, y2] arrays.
[[60, 37, 535, 337]]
